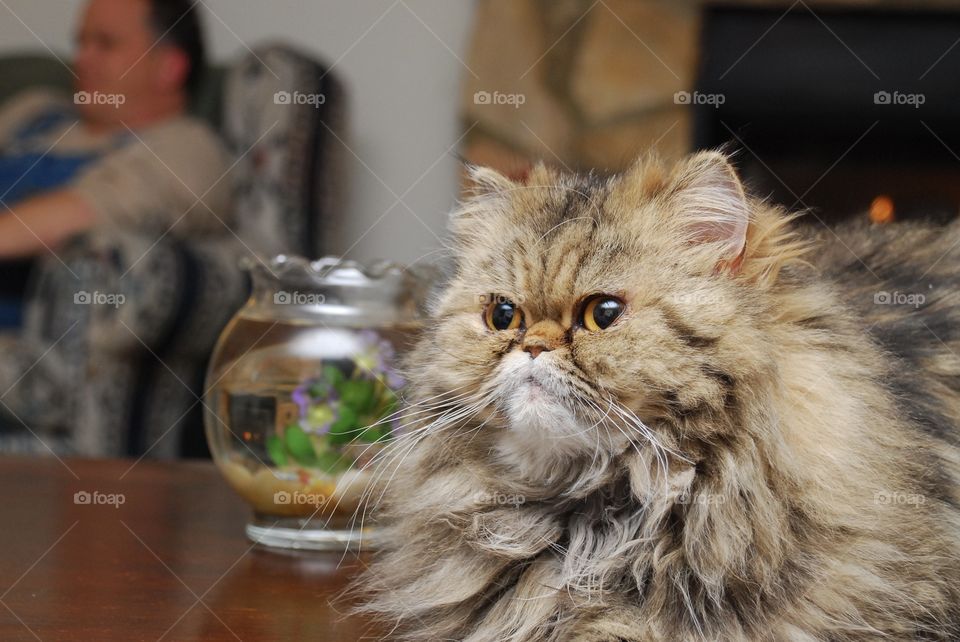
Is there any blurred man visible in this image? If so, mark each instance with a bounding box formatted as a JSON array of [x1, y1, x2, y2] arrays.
[[0, 0, 230, 325], [0, 0, 233, 454]]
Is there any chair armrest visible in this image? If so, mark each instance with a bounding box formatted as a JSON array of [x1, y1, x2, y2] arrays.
[[25, 229, 249, 358]]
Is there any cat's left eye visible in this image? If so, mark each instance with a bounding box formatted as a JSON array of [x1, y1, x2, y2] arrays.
[[581, 295, 625, 331]]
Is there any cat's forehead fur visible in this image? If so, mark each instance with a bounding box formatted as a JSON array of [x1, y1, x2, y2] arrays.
[[445, 155, 749, 319]]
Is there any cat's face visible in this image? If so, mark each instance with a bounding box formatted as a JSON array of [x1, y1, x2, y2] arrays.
[[416, 152, 774, 480]]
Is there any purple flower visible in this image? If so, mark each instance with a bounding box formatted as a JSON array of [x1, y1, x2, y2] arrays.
[[355, 330, 404, 389], [292, 384, 311, 417], [292, 375, 339, 433]]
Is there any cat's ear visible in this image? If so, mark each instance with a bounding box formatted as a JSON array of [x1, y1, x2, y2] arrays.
[[462, 164, 516, 199], [670, 151, 749, 273], [451, 164, 516, 236]]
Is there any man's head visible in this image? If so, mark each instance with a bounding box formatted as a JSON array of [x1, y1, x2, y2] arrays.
[[74, 0, 205, 129]]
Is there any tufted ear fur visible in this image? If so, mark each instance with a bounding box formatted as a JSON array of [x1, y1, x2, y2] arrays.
[[462, 164, 516, 199], [669, 151, 750, 273], [448, 164, 518, 247]]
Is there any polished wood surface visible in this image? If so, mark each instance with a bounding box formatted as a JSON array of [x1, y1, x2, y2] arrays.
[[0, 456, 381, 641]]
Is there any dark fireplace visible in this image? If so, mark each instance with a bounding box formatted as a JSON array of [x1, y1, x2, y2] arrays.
[[693, 4, 960, 225]]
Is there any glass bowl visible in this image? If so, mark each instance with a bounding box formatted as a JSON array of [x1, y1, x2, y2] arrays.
[[204, 255, 427, 551]]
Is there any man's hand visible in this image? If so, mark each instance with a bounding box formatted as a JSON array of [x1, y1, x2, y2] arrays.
[[0, 190, 97, 259]]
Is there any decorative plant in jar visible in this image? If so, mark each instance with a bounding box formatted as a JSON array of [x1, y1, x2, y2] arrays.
[[204, 256, 428, 551]]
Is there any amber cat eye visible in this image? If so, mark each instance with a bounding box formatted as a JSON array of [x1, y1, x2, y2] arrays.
[[484, 300, 523, 331], [581, 295, 625, 331]]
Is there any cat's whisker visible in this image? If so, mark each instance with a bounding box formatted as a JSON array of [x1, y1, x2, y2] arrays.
[[601, 399, 671, 490], [462, 394, 505, 448], [316, 395, 479, 445], [395, 383, 477, 409], [345, 391, 497, 553], [335, 408, 470, 562], [534, 215, 598, 246], [361, 391, 496, 470], [608, 399, 670, 484], [575, 396, 616, 469], [348, 400, 477, 497], [601, 398, 670, 463], [367, 392, 498, 509], [365, 384, 478, 425], [589, 399, 604, 470], [357, 387, 481, 433], [590, 398, 662, 482], [299, 390, 485, 515], [612, 401, 692, 465], [319, 393, 488, 555], [346, 403, 489, 559], [376, 389, 500, 486]]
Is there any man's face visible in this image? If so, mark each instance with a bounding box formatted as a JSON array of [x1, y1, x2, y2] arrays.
[[74, 0, 181, 124]]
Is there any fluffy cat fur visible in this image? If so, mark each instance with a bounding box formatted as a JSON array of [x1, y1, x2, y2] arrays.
[[353, 152, 960, 641]]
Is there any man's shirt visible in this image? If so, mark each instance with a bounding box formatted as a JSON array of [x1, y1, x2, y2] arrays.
[[0, 88, 234, 237]]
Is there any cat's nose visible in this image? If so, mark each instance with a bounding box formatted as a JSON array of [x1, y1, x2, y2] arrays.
[[522, 320, 565, 358], [524, 344, 547, 359]]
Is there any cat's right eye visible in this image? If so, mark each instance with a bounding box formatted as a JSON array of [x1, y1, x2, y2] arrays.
[[484, 300, 523, 331], [581, 295, 625, 331]]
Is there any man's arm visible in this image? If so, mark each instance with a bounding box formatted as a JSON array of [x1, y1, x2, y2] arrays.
[[0, 190, 97, 259]]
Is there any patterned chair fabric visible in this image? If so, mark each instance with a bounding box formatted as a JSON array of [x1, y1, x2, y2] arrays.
[[0, 44, 345, 458], [224, 43, 346, 259]]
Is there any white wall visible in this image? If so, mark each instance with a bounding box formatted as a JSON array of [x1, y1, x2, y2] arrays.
[[0, 0, 476, 264]]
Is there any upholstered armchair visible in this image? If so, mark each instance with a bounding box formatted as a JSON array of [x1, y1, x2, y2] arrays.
[[0, 44, 346, 458]]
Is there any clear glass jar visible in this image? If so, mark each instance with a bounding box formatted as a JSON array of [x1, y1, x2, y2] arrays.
[[204, 256, 428, 551]]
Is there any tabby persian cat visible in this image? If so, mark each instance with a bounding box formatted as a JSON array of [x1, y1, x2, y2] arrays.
[[355, 152, 960, 641]]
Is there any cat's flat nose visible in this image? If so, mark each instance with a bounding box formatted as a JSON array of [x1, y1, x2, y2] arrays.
[[524, 344, 547, 358], [522, 320, 565, 358]]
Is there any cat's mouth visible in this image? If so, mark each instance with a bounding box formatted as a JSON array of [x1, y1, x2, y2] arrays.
[[495, 350, 582, 419], [518, 368, 580, 410], [496, 354, 600, 468], [523, 375, 548, 398]]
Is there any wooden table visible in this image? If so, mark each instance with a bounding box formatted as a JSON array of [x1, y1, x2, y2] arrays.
[[0, 456, 381, 641]]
